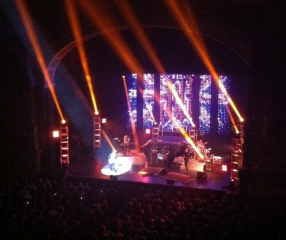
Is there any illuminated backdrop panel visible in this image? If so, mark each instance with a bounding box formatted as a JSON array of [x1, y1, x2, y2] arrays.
[[218, 76, 230, 135], [199, 75, 211, 134], [160, 74, 193, 132], [126, 74, 137, 129], [143, 74, 155, 128], [126, 73, 237, 136]]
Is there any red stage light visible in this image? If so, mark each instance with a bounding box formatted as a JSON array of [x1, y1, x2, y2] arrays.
[[222, 164, 228, 172], [53, 131, 60, 138]]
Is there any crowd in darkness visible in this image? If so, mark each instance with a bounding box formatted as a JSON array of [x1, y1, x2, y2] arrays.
[[0, 174, 285, 240]]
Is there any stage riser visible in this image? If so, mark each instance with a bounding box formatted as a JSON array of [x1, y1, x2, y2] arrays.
[[170, 162, 182, 171], [117, 155, 146, 165], [189, 161, 204, 172], [170, 160, 204, 172]]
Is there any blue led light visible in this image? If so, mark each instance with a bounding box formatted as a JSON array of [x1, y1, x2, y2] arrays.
[[218, 75, 230, 135], [199, 75, 211, 134]]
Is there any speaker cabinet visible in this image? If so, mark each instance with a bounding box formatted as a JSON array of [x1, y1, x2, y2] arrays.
[[197, 171, 207, 181]]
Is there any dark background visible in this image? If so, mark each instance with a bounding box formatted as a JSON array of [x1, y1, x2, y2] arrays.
[[0, 0, 286, 208]]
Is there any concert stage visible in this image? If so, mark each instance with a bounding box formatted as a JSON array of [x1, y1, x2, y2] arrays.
[[68, 148, 232, 194]]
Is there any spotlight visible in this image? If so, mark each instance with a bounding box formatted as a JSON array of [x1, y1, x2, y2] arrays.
[[52, 131, 60, 138], [222, 164, 228, 172], [61, 119, 66, 124], [102, 118, 107, 124], [146, 129, 151, 134]]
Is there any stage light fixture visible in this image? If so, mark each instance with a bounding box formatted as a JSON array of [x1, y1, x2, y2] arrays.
[[138, 171, 148, 175], [102, 118, 107, 124], [61, 119, 66, 124], [146, 129, 151, 134], [53, 131, 60, 138], [222, 164, 228, 172]]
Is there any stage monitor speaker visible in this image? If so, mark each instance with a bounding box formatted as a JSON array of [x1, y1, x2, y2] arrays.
[[197, 171, 207, 181], [110, 175, 118, 180], [167, 179, 175, 184], [159, 168, 168, 175]]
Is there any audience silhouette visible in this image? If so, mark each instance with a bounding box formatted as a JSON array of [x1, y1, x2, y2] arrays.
[[0, 173, 284, 240]]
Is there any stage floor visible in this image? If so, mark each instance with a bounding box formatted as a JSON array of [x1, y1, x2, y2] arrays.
[[67, 150, 232, 194]]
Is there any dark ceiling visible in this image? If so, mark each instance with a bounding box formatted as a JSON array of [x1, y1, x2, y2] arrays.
[[1, 0, 285, 74]]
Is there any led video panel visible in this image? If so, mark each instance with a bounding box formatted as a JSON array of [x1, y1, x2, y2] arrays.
[[126, 73, 234, 136], [160, 74, 194, 132], [143, 74, 155, 128], [218, 76, 230, 135], [126, 74, 137, 129], [199, 75, 211, 134]]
